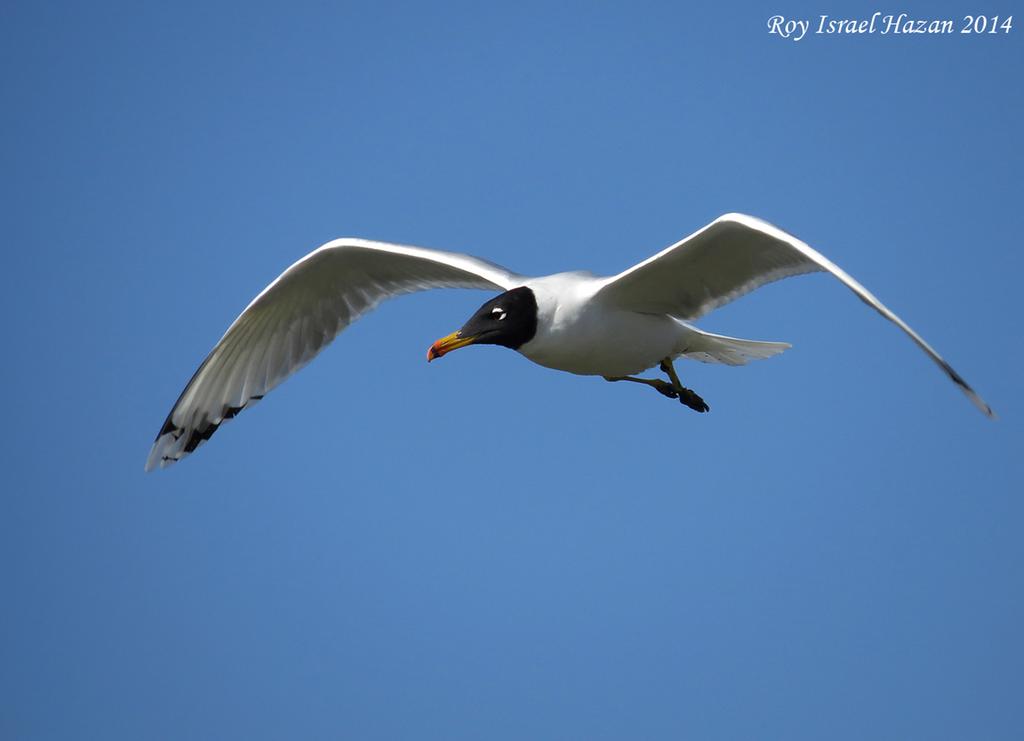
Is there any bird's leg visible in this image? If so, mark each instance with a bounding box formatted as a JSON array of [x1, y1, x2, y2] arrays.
[[659, 358, 710, 413], [604, 375, 679, 399]]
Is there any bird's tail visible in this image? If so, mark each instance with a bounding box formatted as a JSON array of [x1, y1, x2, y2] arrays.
[[674, 321, 790, 366]]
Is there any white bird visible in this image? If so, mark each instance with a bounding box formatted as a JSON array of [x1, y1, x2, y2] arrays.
[[145, 213, 994, 471]]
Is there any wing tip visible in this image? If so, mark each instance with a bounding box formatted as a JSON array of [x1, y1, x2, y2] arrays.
[[964, 386, 997, 420], [970, 396, 997, 420], [942, 363, 996, 420], [144, 394, 266, 473], [144, 435, 185, 473]]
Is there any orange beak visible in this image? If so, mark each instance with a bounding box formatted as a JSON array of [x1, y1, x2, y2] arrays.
[[427, 330, 479, 362]]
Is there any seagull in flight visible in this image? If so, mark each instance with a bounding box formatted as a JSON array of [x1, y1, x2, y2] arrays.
[[145, 213, 994, 471]]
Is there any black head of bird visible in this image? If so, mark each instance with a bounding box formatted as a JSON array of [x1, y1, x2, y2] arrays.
[[427, 286, 538, 361]]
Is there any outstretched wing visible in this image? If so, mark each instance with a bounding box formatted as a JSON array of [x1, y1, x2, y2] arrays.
[[146, 239, 524, 471], [595, 213, 994, 418]]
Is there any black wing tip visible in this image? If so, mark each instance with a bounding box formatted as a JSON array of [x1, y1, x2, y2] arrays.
[[144, 419, 221, 472], [942, 363, 996, 420], [145, 394, 267, 472]]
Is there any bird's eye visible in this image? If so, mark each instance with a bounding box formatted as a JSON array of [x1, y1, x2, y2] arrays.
[[491, 307, 507, 321]]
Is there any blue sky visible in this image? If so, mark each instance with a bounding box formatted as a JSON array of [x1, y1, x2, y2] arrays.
[[3, 1, 1022, 738]]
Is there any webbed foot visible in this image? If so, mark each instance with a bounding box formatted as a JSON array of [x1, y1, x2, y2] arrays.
[[660, 358, 709, 412], [678, 387, 709, 413]]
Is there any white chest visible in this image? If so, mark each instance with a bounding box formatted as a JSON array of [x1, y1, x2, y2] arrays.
[[516, 274, 683, 377]]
